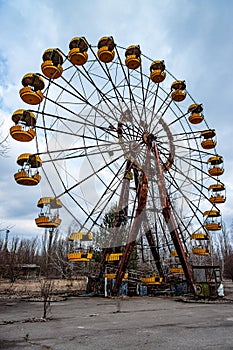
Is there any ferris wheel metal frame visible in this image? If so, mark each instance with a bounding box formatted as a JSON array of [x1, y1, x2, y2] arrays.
[[10, 36, 225, 295]]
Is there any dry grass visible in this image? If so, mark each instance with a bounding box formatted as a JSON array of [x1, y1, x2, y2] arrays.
[[0, 278, 87, 298]]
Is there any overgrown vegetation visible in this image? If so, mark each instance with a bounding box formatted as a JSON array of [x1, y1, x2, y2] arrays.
[[0, 220, 232, 282]]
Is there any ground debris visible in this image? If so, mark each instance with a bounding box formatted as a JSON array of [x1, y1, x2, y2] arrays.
[[0, 316, 53, 325], [175, 296, 233, 304]]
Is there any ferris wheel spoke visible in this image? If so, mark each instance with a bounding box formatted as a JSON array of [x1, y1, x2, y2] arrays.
[[83, 71, 124, 116], [66, 173, 124, 229], [160, 156, 208, 196], [42, 75, 123, 129], [85, 166, 137, 245], [150, 97, 173, 134], [80, 159, 128, 231], [39, 145, 123, 163], [114, 47, 144, 132], [88, 45, 143, 136], [157, 131, 201, 143], [166, 169, 211, 209], [99, 62, 132, 112], [157, 141, 206, 168], [59, 75, 122, 125], [138, 65, 148, 123], [163, 164, 211, 222], [127, 74, 147, 135], [68, 57, 114, 103], [166, 110, 189, 128], [85, 150, 124, 196], [155, 105, 190, 138], [65, 190, 102, 228], [167, 151, 212, 184], [142, 69, 154, 106], [41, 167, 84, 227], [61, 57, 118, 106], [148, 207, 173, 251], [147, 84, 160, 131], [35, 125, 118, 147], [53, 152, 124, 199], [170, 141, 215, 157], [158, 130, 200, 139], [38, 101, 120, 142]]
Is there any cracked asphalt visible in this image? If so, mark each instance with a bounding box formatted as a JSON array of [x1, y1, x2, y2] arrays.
[[0, 296, 233, 349]]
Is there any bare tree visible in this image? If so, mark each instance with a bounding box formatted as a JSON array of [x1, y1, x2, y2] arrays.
[[0, 231, 41, 280], [224, 254, 233, 281], [212, 222, 233, 259], [39, 278, 54, 319], [5, 236, 20, 282], [0, 124, 9, 158]]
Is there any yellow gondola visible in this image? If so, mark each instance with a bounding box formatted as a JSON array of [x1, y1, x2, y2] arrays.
[[14, 153, 42, 186], [35, 216, 62, 228], [125, 45, 141, 69], [191, 232, 210, 255], [169, 250, 189, 257], [192, 247, 211, 255], [37, 197, 62, 209], [200, 129, 216, 149], [41, 48, 63, 79], [207, 155, 224, 177], [19, 73, 45, 105], [208, 183, 226, 204], [170, 250, 178, 257], [203, 209, 222, 231], [170, 267, 184, 274], [10, 109, 37, 142], [68, 37, 88, 65], [105, 273, 128, 280], [67, 251, 93, 262], [141, 275, 163, 285], [171, 80, 186, 102], [16, 153, 42, 167], [67, 231, 93, 262], [97, 36, 115, 63], [188, 103, 204, 124], [105, 253, 123, 261], [190, 232, 210, 240], [14, 171, 41, 186], [35, 197, 62, 228], [150, 60, 166, 83], [69, 232, 93, 241]]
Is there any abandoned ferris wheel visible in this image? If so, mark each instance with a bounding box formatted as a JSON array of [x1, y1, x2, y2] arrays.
[[10, 36, 225, 295]]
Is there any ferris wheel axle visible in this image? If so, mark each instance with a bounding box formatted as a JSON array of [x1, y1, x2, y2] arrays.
[[142, 132, 157, 146]]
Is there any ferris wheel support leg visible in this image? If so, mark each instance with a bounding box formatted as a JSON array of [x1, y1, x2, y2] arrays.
[[112, 212, 143, 295], [112, 156, 150, 295], [151, 143, 196, 295], [144, 225, 164, 279], [162, 207, 196, 295]]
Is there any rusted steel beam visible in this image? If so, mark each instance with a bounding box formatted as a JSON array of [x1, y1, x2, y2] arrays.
[[151, 142, 196, 294], [112, 152, 150, 294], [144, 227, 164, 278]]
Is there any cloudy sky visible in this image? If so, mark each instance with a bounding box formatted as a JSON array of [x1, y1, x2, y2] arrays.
[[0, 0, 233, 240]]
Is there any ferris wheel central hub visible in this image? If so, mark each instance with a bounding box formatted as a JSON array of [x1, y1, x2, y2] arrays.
[[142, 132, 157, 146]]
